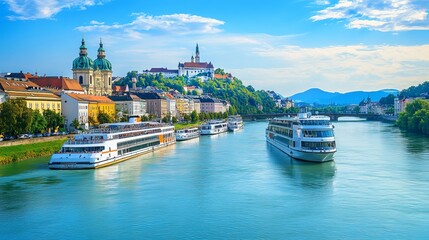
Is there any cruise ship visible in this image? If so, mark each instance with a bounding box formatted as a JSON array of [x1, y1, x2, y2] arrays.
[[227, 115, 243, 132], [176, 127, 200, 141], [49, 119, 175, 169], [266, 111, 336, 162], [200, 120, 228, 135]]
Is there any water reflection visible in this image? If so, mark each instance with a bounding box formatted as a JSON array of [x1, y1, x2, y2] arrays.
[[400, 131, 429, 154], [267, 144, 336, 189]]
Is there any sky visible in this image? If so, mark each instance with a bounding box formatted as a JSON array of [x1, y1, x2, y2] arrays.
[[1, 0, 429, 97]]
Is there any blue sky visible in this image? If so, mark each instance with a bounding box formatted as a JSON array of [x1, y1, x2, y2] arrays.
[[1, 0, 428, 96]]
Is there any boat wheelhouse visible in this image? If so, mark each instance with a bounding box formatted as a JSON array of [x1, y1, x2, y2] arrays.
[[49, 120, 175, 169], [227, 115, 243, 132], [176, 127, 200, 141], [200, 120, 228, 135], [266, 112, 336, 162]]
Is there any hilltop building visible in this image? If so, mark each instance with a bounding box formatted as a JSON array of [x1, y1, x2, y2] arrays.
[[72, 38, 113, 96], [178, 44, 214, 80], [143, 68, 179, 78]]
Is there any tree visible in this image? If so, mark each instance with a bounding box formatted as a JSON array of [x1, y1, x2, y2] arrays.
[[31, 110, 47, 133], [98, 112, 113, 124], [0, 99, 33, 136], [172, 116, 178, 124], [190, 110, 199, 123], [71, 118, 80, 130], [379, 94, 395, 105], [43, 109, 64, 133], [162, 116, 169, 123], [397, 99, 429, 135]]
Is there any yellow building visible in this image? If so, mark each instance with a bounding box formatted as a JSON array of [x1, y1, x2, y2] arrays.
[[0, 78, 61, 114], [67, 93, 115, 124]]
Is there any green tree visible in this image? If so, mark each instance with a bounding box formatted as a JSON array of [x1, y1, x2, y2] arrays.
[[71, 118, 80, 130], [43, 109, 64, 133], [0, 99, 33, 136], [190, 110, 199, 123], [98, 112, 113, 124], [31, 110, 47, 133], [397, 99, 429, 135], [172, 116, 178, 124], [162, 116, 169, 123]]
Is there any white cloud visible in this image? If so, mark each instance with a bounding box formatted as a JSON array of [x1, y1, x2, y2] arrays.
[[311, 0, 429, 32], [90, 20, 104, 25], [4, 0, 107, 20], [76, 13, 225, 36]]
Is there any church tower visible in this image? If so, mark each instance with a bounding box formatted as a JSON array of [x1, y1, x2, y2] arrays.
[[195, 43, 200, 63], [72, 38, 94, 94], [93, 39, 112, 95]]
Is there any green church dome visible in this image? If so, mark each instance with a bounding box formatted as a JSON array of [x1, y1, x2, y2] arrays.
[[72, 38, 94, 70], [93, 40, 112, 71], [73, 56, 94, 70], [94, 58, 112, 71]]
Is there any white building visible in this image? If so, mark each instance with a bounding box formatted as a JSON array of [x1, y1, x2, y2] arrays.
[[143, 68, 179, 78], [61, 92, 89, 130], [178, 44, 214, 80]]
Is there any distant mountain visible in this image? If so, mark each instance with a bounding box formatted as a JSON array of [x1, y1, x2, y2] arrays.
[[290, 88, 399, 105]]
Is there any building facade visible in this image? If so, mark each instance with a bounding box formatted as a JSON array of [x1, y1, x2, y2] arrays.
[[108, 93, 147, 118], [0, 78, 61, 114]]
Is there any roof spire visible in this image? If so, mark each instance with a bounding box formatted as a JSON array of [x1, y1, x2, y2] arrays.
[[195, 43, 200, 63]]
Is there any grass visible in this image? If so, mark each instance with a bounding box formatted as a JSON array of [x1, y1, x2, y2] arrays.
[[174, 122, 203, 130], [0, 138, 67, 165]]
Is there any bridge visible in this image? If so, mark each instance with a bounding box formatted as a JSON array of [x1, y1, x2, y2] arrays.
[[241, 113, 382, 121]]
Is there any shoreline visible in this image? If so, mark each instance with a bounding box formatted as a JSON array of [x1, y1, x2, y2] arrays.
[[0, 137, 68, 165]]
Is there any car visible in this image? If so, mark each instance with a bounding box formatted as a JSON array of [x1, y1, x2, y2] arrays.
[[18, 134, 30, 139], [42, 133, 51, 137], [35, 133, 43, 138], [5, 135, 15, 140]]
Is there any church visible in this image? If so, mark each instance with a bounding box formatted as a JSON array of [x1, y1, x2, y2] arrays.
[[72, 38, 113, 96], [178, 44, 214, 80]]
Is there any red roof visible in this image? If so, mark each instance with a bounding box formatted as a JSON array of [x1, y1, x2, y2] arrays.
[[214, 73, 232, 79], [67, 93, 114, 103], [0, 78, 40, 91], [182, 62, 214, 68], [29, 76, 84, 92]]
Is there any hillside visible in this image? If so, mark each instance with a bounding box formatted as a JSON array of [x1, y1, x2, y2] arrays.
[[290, 88, 399, 105]]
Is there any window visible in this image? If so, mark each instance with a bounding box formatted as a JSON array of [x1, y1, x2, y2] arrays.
[[79, 76, 83, 84], [41, 103, 45, 109], [29, 103, 32, 108], [90, 76, 93, 84]]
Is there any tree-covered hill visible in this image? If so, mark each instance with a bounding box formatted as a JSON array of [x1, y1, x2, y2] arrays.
[[399, 81, 429, 98], [114, 69, 283, 114]]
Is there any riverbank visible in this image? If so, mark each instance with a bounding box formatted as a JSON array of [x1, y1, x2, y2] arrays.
[[0, 138, 67, 165]]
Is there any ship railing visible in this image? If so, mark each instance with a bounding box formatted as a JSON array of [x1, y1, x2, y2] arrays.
[[301, 147, 336, 152], [66, 139, 106, 145], [55, 150, 100, 154], [88, 123, 170, 134]]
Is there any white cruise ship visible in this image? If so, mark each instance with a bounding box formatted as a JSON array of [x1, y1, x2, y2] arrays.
[[266, 111, 336, 162], [49, 119, 175, 169], [227, 115, 243, 132], [200, 120, 228, 135], [176, 127, 200, 141]]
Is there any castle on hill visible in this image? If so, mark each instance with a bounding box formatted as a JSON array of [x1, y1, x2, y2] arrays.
[[144, 44, 214, 80]]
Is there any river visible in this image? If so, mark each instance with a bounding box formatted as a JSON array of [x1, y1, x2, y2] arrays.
[[1, 120, 429, 239]]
